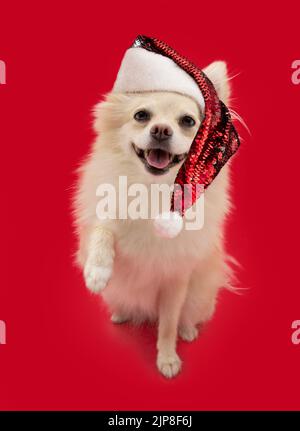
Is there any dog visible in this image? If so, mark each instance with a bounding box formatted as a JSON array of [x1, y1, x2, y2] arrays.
[[73, 60, 234, 378]]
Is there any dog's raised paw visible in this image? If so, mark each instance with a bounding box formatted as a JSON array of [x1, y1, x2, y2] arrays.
[[157, 352, 182, 378], [84, 261, 112, 293], [179, 325, 199, 342]]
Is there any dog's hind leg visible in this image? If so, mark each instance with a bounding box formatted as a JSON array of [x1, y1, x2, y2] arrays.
[[179, 248, 226, 340]]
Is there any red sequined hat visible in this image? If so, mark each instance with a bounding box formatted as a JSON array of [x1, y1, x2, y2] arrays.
[[114, 35, 240, 238]]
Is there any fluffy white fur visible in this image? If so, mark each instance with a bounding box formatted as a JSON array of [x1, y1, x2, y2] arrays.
[[73, 61, 233, 378]]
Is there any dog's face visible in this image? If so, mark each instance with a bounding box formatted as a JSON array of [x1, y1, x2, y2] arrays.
[[95, 61, 229, 178], [121, 92, 201, 176], [96, 92, 202, 176]]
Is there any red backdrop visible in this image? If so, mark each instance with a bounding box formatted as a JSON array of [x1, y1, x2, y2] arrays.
[[0, 0, 300, 410]]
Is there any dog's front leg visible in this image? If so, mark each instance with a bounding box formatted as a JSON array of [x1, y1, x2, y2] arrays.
[[157, 280, 188, 378], [84, 226, 114, 293]]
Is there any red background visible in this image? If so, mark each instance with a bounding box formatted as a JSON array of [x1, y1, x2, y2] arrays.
[[0, 0, 300, 410]]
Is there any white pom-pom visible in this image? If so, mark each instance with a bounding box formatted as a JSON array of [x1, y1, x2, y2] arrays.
[[154, 211, 183, 238]]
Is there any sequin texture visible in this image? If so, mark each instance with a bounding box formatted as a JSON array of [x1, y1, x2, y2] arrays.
[[132, 35, 241, 215]]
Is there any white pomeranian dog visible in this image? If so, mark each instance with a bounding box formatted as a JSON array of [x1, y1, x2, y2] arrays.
[[73, 44, 235, 378]]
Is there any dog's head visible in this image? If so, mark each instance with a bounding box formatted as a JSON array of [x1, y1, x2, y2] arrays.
[[94, 61, 230, 178]]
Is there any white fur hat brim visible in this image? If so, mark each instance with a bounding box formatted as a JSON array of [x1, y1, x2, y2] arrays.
[[113, 47, 205, 110]]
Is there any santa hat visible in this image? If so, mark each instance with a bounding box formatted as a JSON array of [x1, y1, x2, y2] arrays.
[[113, 35, 240, 238]]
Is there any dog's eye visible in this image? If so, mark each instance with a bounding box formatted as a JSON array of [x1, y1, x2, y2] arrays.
[[180, 115, 196, 128], [134, 110, 150, 122]]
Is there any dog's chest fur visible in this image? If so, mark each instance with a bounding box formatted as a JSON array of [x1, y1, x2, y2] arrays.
[[75, 150, 230, 320], [101, 220, 207, 321]]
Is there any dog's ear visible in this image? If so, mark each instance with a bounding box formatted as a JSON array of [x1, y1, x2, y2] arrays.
[[93, 93, 131, 133], [202, 61, 230, 104]]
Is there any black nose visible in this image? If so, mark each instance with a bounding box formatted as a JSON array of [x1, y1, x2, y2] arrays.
[[150, 124, 173, 142]]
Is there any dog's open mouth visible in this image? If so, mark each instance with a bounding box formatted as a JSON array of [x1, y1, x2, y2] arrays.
[[132, 143, 187, 175]]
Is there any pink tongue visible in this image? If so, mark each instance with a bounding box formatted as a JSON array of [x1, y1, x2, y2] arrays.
[[146, 149, 170, 169]]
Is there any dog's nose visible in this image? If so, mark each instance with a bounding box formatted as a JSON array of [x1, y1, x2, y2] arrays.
[[150, 124, 173, 142]]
